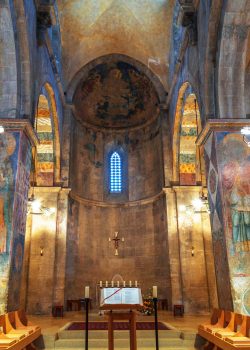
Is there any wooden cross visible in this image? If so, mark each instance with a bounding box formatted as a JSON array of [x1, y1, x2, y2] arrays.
[[109, 232, 124, 256]]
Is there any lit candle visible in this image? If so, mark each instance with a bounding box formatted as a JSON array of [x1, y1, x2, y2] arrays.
[[100, 281, 102, 288], [117, 281, 120, 287], [135, 280, 138, 287], [129, 280, 132, 287], [105, 281, 108, 287], [123, 281, 126, 287], [153, 286, 157, 298], [111, 281, 114, 287], [85, 286, 90, 298]]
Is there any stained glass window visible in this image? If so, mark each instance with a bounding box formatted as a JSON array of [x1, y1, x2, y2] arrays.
[[110, 152, 122, 193]]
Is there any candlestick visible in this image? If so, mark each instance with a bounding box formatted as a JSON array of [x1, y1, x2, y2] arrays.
[[105, 281, 108, 287], [135, 280, 138, 287], [85, 286, 90, 298], [100, 281, 102, 288], [129, 280, 132, 287], [117, 281, 120, 287], [153, 286, 157, 298], [111, 281, 114, 287], [123, 281, 126, 287]]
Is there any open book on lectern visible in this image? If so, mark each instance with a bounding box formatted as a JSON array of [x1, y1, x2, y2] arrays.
[[100, 288, 143, 306]]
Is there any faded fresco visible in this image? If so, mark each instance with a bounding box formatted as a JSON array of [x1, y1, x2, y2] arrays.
[[0, 133, 18, 254], [216, 132, 250, 315], [0, 132, 19, 313], [74, 61, 159, 129], [0, 131, 31, 313]]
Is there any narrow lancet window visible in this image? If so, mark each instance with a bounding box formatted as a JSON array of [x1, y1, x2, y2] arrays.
[[110, 152, 122, 193]]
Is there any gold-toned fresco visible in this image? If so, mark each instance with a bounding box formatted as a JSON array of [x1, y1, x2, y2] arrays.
[[179, 94, 200, 185], [35, 94, 54, 186], [73, 61, 159, 129], [57, 0, 174, 89]]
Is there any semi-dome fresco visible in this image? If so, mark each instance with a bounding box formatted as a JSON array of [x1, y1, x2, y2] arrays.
[[73, 61, 159, 129]]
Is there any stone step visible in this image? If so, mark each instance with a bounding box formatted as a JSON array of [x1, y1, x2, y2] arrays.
[[55, 337, 185, 348], [57, 329, 182, 339], [180, 331, 197, 340], [55, 348, 195, 350]]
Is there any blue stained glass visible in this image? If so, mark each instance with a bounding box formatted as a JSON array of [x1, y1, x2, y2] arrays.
[[110, 152, 122, 193]]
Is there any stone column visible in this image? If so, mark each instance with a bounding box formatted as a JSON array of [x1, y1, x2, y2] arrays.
[[163, 187, 183, 309], [174, 186, 210, 314], [52, 188, 70, 306], [0, 120, 37, 314], [161, 111, 173, 187], [26, 187, 61, 314], [197, 119, 250, 314], [61, 106, 72, 188]]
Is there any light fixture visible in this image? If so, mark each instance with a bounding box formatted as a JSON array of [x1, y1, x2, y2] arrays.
[[193, 189, 210, 213], [179, 189, 210, 214], [40, 246, 44, 256], [241, 127, 250, 147], [191, 246, 195, 257], [27, 194, 55, 216], [0, 125, 5, 133]]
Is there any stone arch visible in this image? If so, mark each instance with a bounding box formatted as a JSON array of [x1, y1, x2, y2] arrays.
[[0, 2, 17, 118], [203, 0, 223, 119], [34, 84, 60, 186], [218, 0, 250, 118], [66, 53, 167, 105], [173, 82, 202, 185], [12, 0, 32, 118]]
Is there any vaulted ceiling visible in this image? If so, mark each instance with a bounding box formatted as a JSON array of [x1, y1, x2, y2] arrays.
[[57, 0, 175, 90]]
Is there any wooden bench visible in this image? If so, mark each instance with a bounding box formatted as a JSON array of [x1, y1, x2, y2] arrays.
[[0, 311, 41, 349], [198, 309, 250, 350]]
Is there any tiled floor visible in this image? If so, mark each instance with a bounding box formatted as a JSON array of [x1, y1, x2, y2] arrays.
[[28, 310, 210, 335]]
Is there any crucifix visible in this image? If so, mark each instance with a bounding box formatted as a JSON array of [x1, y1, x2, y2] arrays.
[[109, 231, 125, 256]]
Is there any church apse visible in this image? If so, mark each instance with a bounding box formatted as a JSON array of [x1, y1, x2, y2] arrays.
[[66, 57, 171, 306]]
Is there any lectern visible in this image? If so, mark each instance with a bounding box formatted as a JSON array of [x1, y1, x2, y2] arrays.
[[100, 288, 143, 350]]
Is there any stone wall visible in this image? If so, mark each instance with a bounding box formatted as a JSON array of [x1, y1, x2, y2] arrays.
[[66, 116, 171, 305], [65, 195, 171, 305], [70, 118, 164, 201]]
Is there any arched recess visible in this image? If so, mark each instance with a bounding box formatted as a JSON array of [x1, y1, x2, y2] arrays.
[[173, 82, 203, 185], [34, 84, 60, 186], [218, 0, 250, 118], [13, 0, 32, 118], [66, 53, 167, 105], [0, 2, 17, 118], [203, 0, 223, 119]]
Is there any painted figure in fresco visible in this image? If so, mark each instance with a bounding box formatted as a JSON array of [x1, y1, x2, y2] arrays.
[[0, 134, 15, 253], [222, 161, 250, 251]]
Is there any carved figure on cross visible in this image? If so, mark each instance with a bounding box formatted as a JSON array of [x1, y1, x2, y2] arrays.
[[109, 231, 124, 256]]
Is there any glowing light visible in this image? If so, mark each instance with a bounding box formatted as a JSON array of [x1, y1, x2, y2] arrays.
[[31, 199, 42, 213], [179, 204, 186, 212], [191, 198, 203, 212], [0, 126, 5, 133]]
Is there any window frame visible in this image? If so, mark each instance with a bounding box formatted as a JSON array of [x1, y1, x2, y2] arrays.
[[104, 145, 128, 202]]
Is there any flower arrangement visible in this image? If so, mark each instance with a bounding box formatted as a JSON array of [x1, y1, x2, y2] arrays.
[[140, 289, 154, 315]]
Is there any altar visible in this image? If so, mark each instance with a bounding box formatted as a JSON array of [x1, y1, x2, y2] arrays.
[[100, 287, 143, 350]]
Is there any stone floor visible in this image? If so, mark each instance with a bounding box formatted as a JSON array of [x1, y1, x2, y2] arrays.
[[28, 310, 210, 335]]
